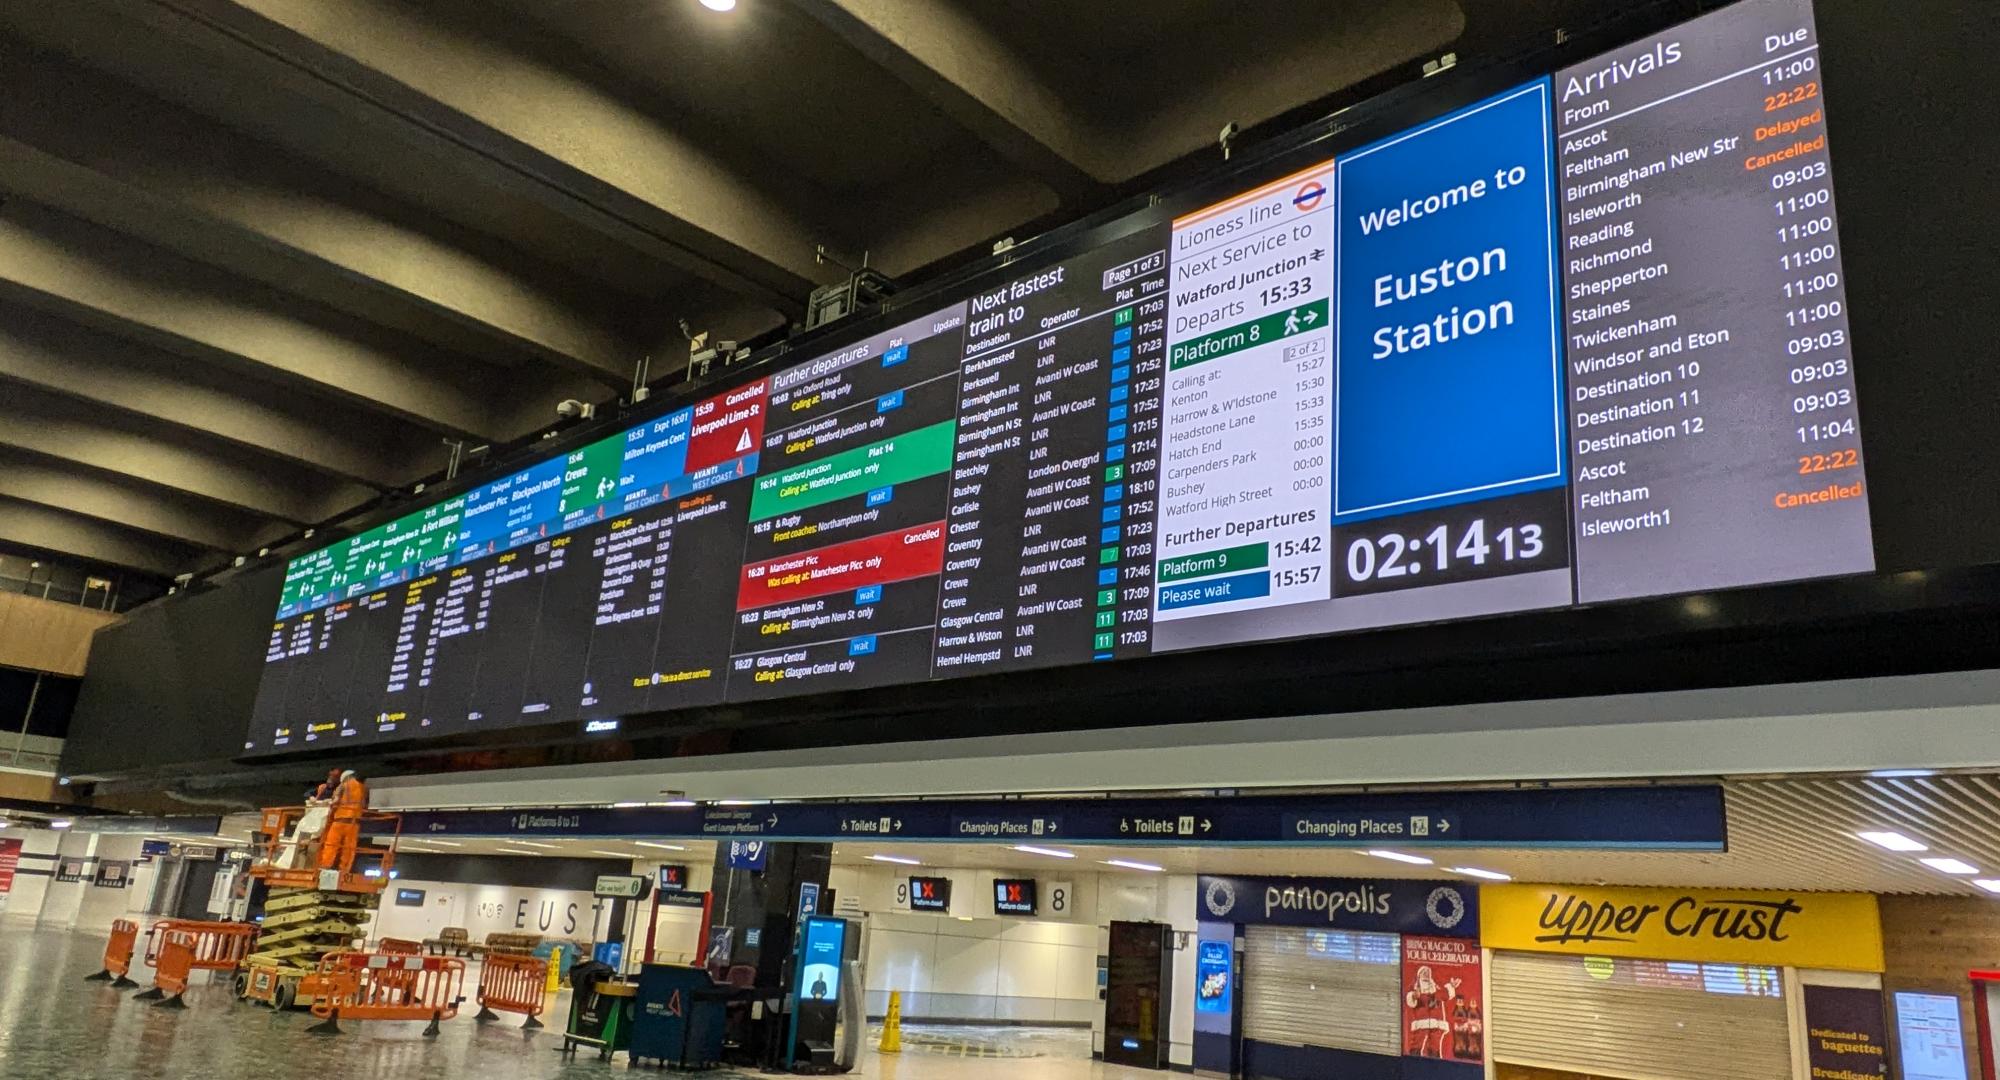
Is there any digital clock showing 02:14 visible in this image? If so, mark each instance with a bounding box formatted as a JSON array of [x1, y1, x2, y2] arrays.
[[1331, 488, 1569, 598]]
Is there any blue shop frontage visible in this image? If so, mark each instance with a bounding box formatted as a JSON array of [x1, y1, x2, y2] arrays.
[[1193, 875, 1484, 1080]]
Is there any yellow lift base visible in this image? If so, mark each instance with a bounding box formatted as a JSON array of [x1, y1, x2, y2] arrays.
[[238, 887, 378, 1010]]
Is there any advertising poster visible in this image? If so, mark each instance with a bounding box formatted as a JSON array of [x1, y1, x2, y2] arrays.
[[1803, 984, 1889, 1079], [1195, 939, 1233, 1015], [0, 837, 20, 894], [1403, 935, 1485, 1064]]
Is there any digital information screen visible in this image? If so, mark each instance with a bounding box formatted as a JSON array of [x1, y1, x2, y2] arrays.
[[993, 878, 1039, 916], [245, 0, 1872, 755]]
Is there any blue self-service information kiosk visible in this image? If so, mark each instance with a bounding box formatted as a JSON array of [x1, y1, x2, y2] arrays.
[[785, 916, 853, 1072]]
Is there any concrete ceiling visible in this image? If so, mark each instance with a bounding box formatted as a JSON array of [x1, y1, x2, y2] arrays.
[[0, 0, 1574, 581]]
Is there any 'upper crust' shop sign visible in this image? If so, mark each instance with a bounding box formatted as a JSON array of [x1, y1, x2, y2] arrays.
[[1480, 883, 1884, 972]]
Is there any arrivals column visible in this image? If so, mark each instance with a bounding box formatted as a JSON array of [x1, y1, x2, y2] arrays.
[[1556, 0, 1874, 601]]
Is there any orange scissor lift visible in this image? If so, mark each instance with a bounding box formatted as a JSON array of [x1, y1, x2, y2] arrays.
[[237, 805, 402, 1010]]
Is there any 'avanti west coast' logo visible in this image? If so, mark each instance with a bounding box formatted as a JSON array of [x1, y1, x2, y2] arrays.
[[1537, 890, 1804, 945]]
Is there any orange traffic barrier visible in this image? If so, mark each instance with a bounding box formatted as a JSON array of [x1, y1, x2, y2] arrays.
[[134, 919, 256, 1003], [141, 919, 258, 971], [304, 950, 466, 1037], [473, 952, 549, 1029], [139, 929, 198, 1009], [380, 937, 423, 956], [86, 919, 142, 988]]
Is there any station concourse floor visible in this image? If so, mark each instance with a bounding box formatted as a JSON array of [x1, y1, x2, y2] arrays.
[[0, 926, 1157, 1080]]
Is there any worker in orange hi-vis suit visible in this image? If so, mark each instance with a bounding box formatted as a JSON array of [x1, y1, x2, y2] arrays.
[[316, 769, 368, 871]]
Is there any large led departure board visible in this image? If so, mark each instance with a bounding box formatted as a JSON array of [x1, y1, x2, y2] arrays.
[[245, 0, 1872, 755]]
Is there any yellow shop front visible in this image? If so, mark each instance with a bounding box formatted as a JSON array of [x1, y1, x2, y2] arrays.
[[1480, 883, 1887, 1080]]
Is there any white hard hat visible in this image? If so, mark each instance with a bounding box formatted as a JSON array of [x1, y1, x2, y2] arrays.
[[340, 770, 357, 780]]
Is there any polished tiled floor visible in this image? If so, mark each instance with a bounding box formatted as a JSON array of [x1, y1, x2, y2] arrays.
[[0, 926, 1161, 1079]]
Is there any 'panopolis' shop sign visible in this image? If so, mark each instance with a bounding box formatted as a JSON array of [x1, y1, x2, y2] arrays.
[[1480, 884, 1883, 972], [1198, 875, 1479, 939]]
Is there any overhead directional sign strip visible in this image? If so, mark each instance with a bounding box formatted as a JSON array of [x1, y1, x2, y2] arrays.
[[384, 785, 1724, 851]]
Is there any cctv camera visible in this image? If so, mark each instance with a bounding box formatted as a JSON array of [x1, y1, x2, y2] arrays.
[[555, 399, 595, 421]]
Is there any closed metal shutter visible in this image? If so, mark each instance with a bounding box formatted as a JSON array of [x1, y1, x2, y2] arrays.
[[1489, 951, 1792, 1080], [1242, 926, 1401, 1056]]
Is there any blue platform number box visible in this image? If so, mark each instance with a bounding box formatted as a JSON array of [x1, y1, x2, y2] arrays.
[[1333, 79, 1567, 524]]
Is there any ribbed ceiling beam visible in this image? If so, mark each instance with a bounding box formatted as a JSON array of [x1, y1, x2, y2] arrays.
[[0, 202, 506, 440]]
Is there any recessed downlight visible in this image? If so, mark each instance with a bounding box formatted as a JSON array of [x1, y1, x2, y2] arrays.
[[1856, 831, 1927, 852], [1922, 857, 1980, 875]]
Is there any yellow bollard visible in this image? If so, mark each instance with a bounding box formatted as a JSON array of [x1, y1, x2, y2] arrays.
[[878, 989, 903, 1053], [545, 945, 563, 997]]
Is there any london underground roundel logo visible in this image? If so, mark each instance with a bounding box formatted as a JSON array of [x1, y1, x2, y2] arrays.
[[1294, 181, 1326, 212], [1426, 886, 1466, 930], [1204, 879, 1238, 918]]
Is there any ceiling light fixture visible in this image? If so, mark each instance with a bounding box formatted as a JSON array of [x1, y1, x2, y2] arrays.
[[1449, 866, 1512, 881], [414, 839, 461, 848], [1922, 857, 1981, 875], [1012, 845, 1075, 859], [1869, 769, 1939, 779], [49, 820, 71, 829], [1972, 880, 2000, 895], [1856, 831, 1927, 852], [664, 800, 698, 809], [869, 854, 921, 866], [591, 850, 639, 858], [509, 840, 560, 850], [1365, 850, 1433, 866], [634, 841, 687, 851], [612, 802, 646, 809], [1101, 859, 1164, 873], [699, 0, 737, 11], [497, 846, 545, 855]]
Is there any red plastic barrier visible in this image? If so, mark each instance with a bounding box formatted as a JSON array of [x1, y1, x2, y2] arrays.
[[304, 950, 466, 1037], [85, 919, 141, 987], [474, 952, 549, 1029], [379, 938, 423, 956]]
